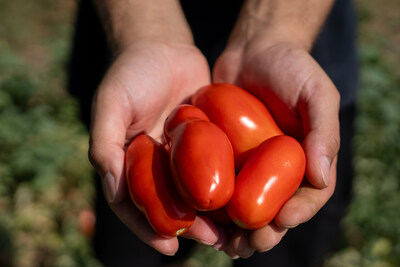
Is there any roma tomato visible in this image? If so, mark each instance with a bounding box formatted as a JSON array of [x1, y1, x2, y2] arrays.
[[164, 104, 209, 143], [192, 83, 283, 170], [169, 120, 235, 211], [125, 134, 196, 237], [226, 135, 306, 230]]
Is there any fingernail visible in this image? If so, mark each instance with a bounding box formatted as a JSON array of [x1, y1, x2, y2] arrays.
[[202, 240, 216, 246], [231, 255, 239, 260], [193, 238, 216, 246], [319, 156, 331, 187], [259, 247, 273, 253], [102, 172, 116, 203], [279, 224, 298, 229], [164, 252, 176, 257], [212, 241, 223, 251]]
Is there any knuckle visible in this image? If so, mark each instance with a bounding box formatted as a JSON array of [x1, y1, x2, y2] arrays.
[[333, 88, 341, 103], [88, 142, 96, 165], [251, 236, 277, 253], [250, 225, 287, 252], [235, 244, 255, 259], [238, 250, 255, 259], [254, 241, 276, 253], [329, 133, 341, 156], [88, 142, 102, 174]]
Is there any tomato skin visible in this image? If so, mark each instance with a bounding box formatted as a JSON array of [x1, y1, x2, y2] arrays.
[[164, 104, 209, 143], [125, 134, 196, 237], [226, 135, 306, 230], [192, 83, 284, 170], [169, 120, 235, 211]]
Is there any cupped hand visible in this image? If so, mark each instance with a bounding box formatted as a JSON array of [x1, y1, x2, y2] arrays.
[[88, 42, 218, 256], [212, 42, 340, 258]]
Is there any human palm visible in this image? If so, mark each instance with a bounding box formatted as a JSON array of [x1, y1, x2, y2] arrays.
[[213, 42, 340, 257], [93, 43, 210, 142], [89, 42, 215, 255]]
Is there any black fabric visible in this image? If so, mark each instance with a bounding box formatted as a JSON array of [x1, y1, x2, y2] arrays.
[[68, 0, 111, 127], [67, 0, 358, 266], [311, 0, 359, 108], [180, 0, 244, 68]]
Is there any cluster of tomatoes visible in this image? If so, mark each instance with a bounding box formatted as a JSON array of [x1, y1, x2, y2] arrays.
[[125, 83, 306, 238]]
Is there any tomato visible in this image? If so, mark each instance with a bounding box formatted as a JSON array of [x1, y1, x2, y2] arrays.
[[125, 134, 196, 237], [168, 119, 235, 211], [164, 104, 209, 143], [226, 135, 306, 230], [192, 83, 283, 170]]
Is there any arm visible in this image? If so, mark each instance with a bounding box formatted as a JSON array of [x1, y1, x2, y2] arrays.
[[92, 0, 194, 52], [213, 0, 339, 258], [226, 0, 334, 51], [89, 0, 216, 256]]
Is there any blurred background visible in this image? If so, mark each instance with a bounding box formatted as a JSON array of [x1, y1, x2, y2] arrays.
[[0, 0, 399, 266]]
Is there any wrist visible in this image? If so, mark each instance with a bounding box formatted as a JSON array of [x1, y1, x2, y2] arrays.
[[226, 0, 334, 52], [93, 0, 194, 55]]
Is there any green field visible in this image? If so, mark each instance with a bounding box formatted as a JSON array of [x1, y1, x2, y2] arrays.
[[0, 0, 399, 266]]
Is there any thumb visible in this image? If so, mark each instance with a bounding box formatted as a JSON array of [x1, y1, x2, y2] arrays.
[[88, 77, 183, 256], [89, 84, 133, 204], [299, 72, 341, 189]]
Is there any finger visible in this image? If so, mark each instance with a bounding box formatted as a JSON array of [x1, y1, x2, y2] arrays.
[[182, 215, 219, 246], [89, 78, 135, 204], [298, 68, 341, 189], [212, 49, 242, 84], [212, 224, 231, 251], [223, 228, 255, 259], [274, 157, 337, 228], [109, 198, 179, 256], [249, 223, 288, 252]]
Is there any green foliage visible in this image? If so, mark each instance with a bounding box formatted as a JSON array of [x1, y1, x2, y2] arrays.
[[323, 43, 400, 267], [184, 245, 232, 267], [0, 6, 100, 266]]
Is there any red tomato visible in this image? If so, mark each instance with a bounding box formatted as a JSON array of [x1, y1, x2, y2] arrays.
[[192, 83, 284, 170], [164, 104, 209, 143], [169, 120, 235, 211], [226, 135, 306, 230], [125, 134, 196, 237]]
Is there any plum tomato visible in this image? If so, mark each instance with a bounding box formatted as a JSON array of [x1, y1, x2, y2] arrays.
[[169, 120, 235, 211], [164, 104, 209, 144], [192, 83, 284, 171], [125, 134, 196, 237], [226, 135, 306, 230]]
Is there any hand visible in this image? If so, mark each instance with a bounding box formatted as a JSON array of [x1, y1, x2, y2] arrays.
[[88, 42, 218, 256], [212, 41, 340, 258]]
